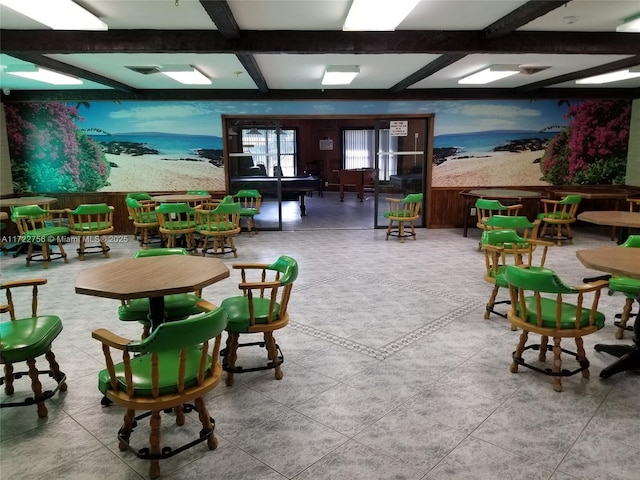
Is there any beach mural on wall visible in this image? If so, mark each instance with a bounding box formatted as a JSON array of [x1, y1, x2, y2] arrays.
[[3, 98, 631, 193]]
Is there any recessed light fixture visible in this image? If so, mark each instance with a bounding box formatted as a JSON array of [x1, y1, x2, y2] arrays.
[[576, 66, 640, 84], [458, 65, 520, 85], [5, 65, 83, 85], [322, 65, 360, 86], [343, 0, 420, 31], [160, 65, 211, 85], [0, 0, 108, 30], [617, 13, 640, 32]]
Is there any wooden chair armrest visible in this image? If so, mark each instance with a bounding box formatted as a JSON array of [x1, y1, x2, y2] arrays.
[[385, 197, 402, 203], [540, 198, 560, 205], [527, 238, 555, 247], [91, 328, 131, 349], [239, 280, 281, 289], [505, 204, 523, 210], [196, 299, 219, 312], [576, 279, 609, 292], [232, 263, 269, 270], [0, 278, 48, 289]]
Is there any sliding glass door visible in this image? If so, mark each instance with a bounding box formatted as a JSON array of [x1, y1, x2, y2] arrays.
[[374, 118, 428, 228]]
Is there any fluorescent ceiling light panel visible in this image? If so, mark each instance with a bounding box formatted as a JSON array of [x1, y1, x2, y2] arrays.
[[6, 65, 83, 85], [0, 0, 108, 30], [576, 67, 640, 84], [343, 0, 420, 31], [160, 66, 211, 85], [458, 65, 520, 85], [322, 65, 360, 85], [617, 13, 640, 32]]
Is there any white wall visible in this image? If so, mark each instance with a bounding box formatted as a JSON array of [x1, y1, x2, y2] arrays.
[[626, 98, 640, 187], [0, 103, 14, 196]]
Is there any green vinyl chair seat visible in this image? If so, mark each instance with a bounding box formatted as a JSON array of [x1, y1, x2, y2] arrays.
[[608, 276, 640, 296], [98, 347, 212, 397], [537, 211, 572, 220], [21, 226, 70, 240], [118, 294, 203, 322], [0, 315, 63, 363], [161, 220, 197, 230], [73, 221, 111, 232], [196, 222, 235, 233], [220, 297, 282, 333], [515, 297, 606, 330]]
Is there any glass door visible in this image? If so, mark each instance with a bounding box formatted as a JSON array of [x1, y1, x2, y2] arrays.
[[374, 118, 427, 228]]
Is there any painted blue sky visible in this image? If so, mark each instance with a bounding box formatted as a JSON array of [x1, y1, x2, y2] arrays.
[[74, 99, 570, 137]]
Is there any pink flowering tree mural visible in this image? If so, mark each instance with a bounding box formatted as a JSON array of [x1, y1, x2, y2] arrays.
[[540, 99, 631, 185], [5, 102, 110, 192]]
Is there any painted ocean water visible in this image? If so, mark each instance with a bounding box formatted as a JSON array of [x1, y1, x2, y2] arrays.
[[90, 130, 559, 158], [434, 130, 558, 156], [89, 133, 224, 157]]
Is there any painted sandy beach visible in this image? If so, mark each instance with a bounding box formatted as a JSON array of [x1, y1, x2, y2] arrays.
[[431, 149, 550, 187], [99, 149, 550, 192], [98, 153, 226, 192]]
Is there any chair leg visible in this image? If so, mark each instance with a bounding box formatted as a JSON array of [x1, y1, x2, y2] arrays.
[[485, 285, 500, 320], [26, 358, 47, 418], [223, 333, 240, 386], [409, 221, 417, 240], [575, 336, 590, 379], [45, 350, 67, 391], [552, 337, 562, 392], [79, 237, 86, 260], [616, 297, 635, 339], [539, 335, 548, 362], [149, 410, 162, 479], [385, 220, 393, 240], [56, 240, 69, 264], [4, 362, 15, 395], [99, 237, 110, 258], [119, 409, 136, 451], [195, 396, 218, 450], [264, 332, 283, 380], [511, 329, 528, 373], [399, 221, 405, 243]]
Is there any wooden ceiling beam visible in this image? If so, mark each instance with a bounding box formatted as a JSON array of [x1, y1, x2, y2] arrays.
[[517, 55, 640, 91], [2, 30, 638, 56], [199, 0, 239, 38], [389, 54, 467, 93], [484, 1, 571, 38], [3, 87, 637, 103], [198, 0, 270, 92], [4, 53, 136, 93]]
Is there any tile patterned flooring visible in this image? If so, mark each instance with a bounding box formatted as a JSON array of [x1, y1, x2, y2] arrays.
[[1, 200, 639, 479]]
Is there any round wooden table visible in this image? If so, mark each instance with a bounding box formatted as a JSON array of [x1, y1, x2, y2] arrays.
[[577, 211, 640, 243], [577, 246, 640, 378], [150, 194, 211, 203], [459, 189, 543, 237], [0, 196, 58, 210], [75, 255, 229, 331]]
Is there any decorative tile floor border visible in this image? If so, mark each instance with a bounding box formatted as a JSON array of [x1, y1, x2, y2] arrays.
[[292, 271, 486, 360]]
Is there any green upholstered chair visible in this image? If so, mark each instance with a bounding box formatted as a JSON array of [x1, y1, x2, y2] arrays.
[[195, 201, 241, 257], [609, 235, 640, 339], [474, 199, 522, 249], [185, 190, 210, 208], [155, 203, 198, 252], [126, 197, 160, 248], [537, 194, 582, 246], [233, 189, 262, 235], [383, 193, 423, 242], [1, 278, 67, 417], [117, 248, 204, 339], [11, 205, 70, 268], [505, 265, 608, 392], [484, 215, 541, 240], [93, 305, 228, 480], [66, 203, 115, 260], [220, 256, 298, 386], [481, 229, 553, 321]]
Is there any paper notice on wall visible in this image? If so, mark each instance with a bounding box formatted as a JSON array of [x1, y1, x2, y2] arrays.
[[319, 139, 333, 150], [390, 121, 408, 136]]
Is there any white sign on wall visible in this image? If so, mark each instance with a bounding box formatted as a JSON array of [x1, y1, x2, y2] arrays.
[[390, 120, 408, 136]]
